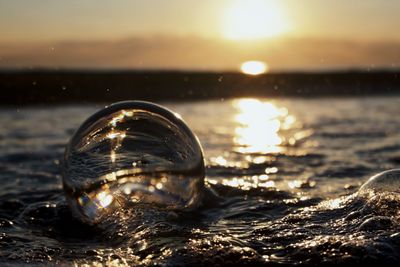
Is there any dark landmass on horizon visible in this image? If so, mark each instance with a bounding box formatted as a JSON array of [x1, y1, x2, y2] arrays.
[[1, 69, 399, 105]]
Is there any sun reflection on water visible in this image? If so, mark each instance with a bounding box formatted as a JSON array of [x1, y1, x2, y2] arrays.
[[207, 175, 276, 190], [233, 98, 293, 154], [206, 99, 318, 193]]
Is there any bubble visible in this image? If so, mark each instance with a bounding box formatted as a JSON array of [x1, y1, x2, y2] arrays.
[[62, 101, 205, 224], [358, 169, 400, 195]]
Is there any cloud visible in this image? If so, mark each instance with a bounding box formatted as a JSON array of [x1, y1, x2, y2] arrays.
[[0, 35, 399, 70]]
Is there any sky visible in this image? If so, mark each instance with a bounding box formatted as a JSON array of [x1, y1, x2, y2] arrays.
[[0, 0, 399, 71]]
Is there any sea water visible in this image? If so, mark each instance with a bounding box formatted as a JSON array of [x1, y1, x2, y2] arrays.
[[1, 97, 400, 265]]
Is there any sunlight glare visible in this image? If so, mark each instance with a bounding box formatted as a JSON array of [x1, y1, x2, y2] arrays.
[[96, 191, 113, 208], [233, 99, 288, 154], [222, 0, 289, 40], [241, 61, 268, 75]]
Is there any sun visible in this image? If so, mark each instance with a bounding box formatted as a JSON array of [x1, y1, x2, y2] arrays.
[[222, 0, 289, 40], [241, 61, 268, 75]]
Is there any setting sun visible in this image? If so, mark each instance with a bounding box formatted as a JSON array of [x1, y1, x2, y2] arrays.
[[241, 61, 268, 75], [222, 0, 289, 40]]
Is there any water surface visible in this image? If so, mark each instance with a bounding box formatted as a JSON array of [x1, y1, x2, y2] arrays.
[[1, 97, 400, 266]]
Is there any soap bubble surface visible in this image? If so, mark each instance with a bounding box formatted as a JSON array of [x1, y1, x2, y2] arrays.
[[62, 101, 205, 224]]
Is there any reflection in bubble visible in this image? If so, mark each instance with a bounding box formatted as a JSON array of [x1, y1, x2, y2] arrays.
[[62, 101, 205, 224]]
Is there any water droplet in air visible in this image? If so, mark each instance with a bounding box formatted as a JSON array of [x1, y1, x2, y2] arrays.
[[62, 101, 205, 224]]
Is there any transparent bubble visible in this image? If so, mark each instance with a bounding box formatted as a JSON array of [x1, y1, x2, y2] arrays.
[[359, 169, 400, 195], [62, 101, 205, 224]]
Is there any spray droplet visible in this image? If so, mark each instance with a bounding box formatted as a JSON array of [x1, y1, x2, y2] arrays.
[[62, 101, 205, 224]]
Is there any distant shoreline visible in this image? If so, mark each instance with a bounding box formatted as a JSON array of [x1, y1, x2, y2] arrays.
[[1, 69, 399, 105]]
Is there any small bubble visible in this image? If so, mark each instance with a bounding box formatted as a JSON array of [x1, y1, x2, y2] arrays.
[[359, 169, 400, 195]]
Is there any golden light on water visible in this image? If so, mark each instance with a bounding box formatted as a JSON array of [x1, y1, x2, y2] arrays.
[[207, 175, 276, 191], [206, 99, 313, 192], [233, 98, 290, 154], [222, 0, 289, 40], [241, 61, 268, 75]]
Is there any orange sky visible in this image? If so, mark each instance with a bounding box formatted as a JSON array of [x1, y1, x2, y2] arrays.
[[0, 0, 399, 71]]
